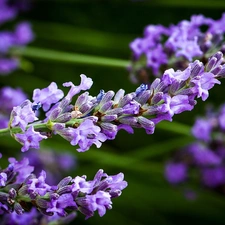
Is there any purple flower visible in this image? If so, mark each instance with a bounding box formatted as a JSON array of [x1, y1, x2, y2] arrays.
[[7, 208, 39, 225], [188, 143, 221, 166], [26, 170, 52, 196], [218, 104, 225, 130], [192, 118, 212, 142], [162, 66, 191, 85], [63, 74, 93, 101], [0, 32, 14, 53], [0, 86, 27, 112], [10, 100, 38, 131], [164, 162, 187, 184], [0, 4, 17, 24], [68, 119, 107, 152], [201, 167, 225, 188], [47, 193, 77, 217], [85, 191, 112, 218], [192, 72, 220, 101], [8, 157, 34, 183], [0, 58, 19, 75], [32, 82, 64, 111], [15, 126, 47, 152], [71, 176, 94, 194], [14, 22, 34, 45], [146, 44, 168, 75], [0, 172, 7, 187]]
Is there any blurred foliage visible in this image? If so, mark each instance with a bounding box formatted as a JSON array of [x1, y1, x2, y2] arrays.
[[1, 0, 225, 224]]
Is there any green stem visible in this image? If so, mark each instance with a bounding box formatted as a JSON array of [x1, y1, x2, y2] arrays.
[[0, 123, 50, 136], [14, 47, 130, 68]]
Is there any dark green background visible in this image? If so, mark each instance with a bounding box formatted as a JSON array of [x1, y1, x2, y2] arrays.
[[2, 0, 225, 224]]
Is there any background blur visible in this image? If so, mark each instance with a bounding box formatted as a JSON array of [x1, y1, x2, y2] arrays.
[[1, 0, 225, 224]]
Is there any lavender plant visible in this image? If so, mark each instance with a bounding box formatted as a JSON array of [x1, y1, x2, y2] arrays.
[[4, 50, 225, 153], [165, 103, 225, 194], [129, 13, 225, 84], [0, 0, 34, 75]]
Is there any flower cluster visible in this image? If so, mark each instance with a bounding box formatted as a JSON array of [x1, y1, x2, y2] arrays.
[[164, 103, 225, 194], [129, 13, 225, 84], [8, 51, 225, 152], [0, 86, 27, 128], [0, 157, 127, 221], [0, 0, 34, 75]]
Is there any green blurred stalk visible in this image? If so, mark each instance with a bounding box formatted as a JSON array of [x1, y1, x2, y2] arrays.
[[32, 21, 131, 51], [42, 0, 225, 8], [156, 121, 191, 136], [15, 47, 129, 68], [128, 136, 194, 160]]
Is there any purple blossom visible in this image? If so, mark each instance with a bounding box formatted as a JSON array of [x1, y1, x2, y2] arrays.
[[164, 162, 187, 184], [162, 67, 191, 85], [146, 44, 168, 75], [32, 82, 64, 111], [14, 22, 34, 45], [67, 119, 107, 152], [129, 13, 225, 83], [192, 118, 212, 142], [0, 86, 27, 113], [192, 72, 220, 101], [15, 126, 47, 152], [201, 167, 225, 188], [0, 172, 7, 187], [0, 4, 17, 24], [0, 58, 19, 75], [0, 32, 14, 53], [71, 176, 94, 194], [26, 170, 52, 196], [8, 157, 34, 183], [47, 193, 77, 216], [63, 74, 93, 101], [218, 104, 225, 130], [6, 208, 39, 225], [188, 143, 222, 166], [85, 191, 112, 218], [10, 100, 38, 131]]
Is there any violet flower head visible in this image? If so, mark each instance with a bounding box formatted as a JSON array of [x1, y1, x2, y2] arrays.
[[0, 58, 19, 75], [10, 100, 38, 131], [191, 118, 212, 142], [69, 119, 107, 152], [0, 86, 27, 129], [8, 157, 34, 183], [0, 1, 34, 76], [129, 13, 225, 83], [165, 102, 225, 195], [0, 86, 27, 112], [14, 22, 34, 45], [47, 193, 77, 217], [32, 82, 64, 111], [63, 74, 93, 101], [85, 191, 112, 218], [201, 167, 225, 188], [26, 170, 52, 196], [15, 126, 47, 152], [164, 162, 187, 184]]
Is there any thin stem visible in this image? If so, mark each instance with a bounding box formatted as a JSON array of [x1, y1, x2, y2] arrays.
[[13, 47, 130, 68], [0, 123, 50, 136]]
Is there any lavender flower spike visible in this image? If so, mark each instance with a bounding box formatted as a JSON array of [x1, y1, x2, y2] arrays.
[[0, 158, 127, 220], [7, 51, 225, 152]]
